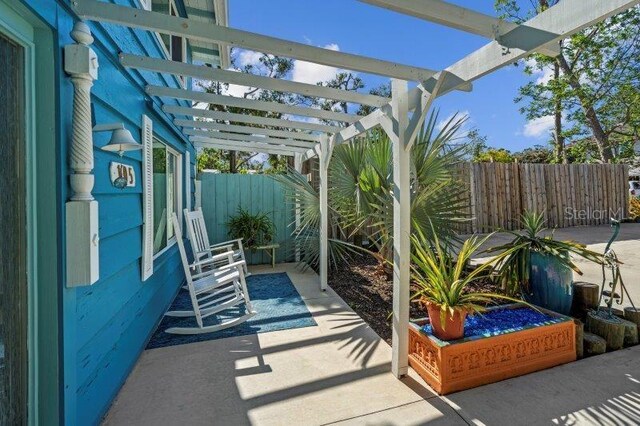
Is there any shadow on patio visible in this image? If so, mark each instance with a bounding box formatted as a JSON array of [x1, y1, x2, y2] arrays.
[[102, 263, 463, 426], [103, 262, 640, 426]]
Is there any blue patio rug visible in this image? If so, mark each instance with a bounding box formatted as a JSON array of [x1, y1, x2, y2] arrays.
[[146, 272, 316, 349]]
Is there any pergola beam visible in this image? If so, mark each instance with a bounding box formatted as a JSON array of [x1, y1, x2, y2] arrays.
[[318, 134, 333, 292], [164, 105, 343, 133], [121, 54, 389, 107], [405, 72, 447, 149], [330, 72, 473, 148], [192, 137, 307, 156], [148, 85, 359, 124], [175, 119, 321, 142], [184, 128, 316, 149], [75, 0, 438, 81], [359, 0, 560, 57], [388, 79, 411, 378], [425, 0, 640, 95], [333, 107, 388, 145], [329, 0, 639, 151]]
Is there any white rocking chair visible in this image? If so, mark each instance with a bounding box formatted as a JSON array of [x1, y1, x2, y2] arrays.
[[165, 213, 256, 335], [184, 207, 250, 276]]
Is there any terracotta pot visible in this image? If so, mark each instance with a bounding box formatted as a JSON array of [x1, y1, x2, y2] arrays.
[[426, 302, 467, 340]]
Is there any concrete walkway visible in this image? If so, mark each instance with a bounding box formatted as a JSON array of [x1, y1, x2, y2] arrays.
[[103, 264, 464, 426], [104, 259, 640, 426]]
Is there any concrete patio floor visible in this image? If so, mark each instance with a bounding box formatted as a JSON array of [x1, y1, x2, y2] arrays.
[[103, 263, 464, 426], [104, 250, 640, 426]]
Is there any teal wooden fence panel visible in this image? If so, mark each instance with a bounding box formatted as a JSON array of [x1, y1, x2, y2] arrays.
[[199, 173, 295, 265]]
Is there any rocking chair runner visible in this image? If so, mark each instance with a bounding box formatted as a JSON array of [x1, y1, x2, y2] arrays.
[[166, 213, 256, 335], [184, 208, 250, 276]]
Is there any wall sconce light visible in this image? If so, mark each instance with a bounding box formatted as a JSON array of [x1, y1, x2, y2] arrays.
[[95, 123, 143, 157]]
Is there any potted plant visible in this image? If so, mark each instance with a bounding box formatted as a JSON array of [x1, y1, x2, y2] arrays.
[[489, 211, 603, 315], [226, 207, 275, 249], [411, 228, 522, 340]]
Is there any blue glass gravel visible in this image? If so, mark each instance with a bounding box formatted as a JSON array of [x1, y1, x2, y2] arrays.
[[422, 307, 557, 339]]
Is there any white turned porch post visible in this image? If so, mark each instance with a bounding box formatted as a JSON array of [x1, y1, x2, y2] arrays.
[[390, 79, 411, 378], [64, 21, 100, 286], [66, 21, 98, 201], [294, 152, 303, 262], [319, 134, 332, 291]]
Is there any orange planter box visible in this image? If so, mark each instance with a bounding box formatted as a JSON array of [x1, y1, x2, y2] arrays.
[[408, 304, 576, 395]]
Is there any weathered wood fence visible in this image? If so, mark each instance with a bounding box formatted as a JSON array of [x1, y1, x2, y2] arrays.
[[197, 173, 295, 265], [454, 163, 630, 233]]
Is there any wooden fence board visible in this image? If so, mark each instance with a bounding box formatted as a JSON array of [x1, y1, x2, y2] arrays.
[[198, 173, 295, 265], [464, 163, 627, 232]]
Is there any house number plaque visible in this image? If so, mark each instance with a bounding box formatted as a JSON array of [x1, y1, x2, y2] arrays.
[[109, 162, 135, 189]]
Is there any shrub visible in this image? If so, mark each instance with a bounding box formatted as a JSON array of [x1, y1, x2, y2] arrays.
[[226, 207, 275, 248], [631, 197, 640, 220]]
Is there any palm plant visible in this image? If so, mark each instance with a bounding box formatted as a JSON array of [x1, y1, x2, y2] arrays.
[[333, 112, 471, 261], [411, 226, 523, 339], [273, 110, 472, 270], [272, 167, 358, 269], [488, 210, 603, 297]]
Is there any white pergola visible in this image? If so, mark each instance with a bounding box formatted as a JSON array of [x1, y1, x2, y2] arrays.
[[74, 0, 639, 378]]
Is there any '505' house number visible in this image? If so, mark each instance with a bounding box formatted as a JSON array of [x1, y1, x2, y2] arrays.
[[109, 162, 135, 189]]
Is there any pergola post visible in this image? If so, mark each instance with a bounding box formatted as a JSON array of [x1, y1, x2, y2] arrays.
[[294, 153, 303, 263], [389, 79, 411, 378], [318, 134, 332, 291]]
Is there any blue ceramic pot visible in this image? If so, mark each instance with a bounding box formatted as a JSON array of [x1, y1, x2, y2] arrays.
[[526, 252, 573, 315]]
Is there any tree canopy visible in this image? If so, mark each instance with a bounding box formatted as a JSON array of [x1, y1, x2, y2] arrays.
[[495, 1, 640, 164]]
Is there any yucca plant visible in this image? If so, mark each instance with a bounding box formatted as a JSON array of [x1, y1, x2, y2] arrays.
[[411, 225, 523, 340], [488, 210, 603, 298]]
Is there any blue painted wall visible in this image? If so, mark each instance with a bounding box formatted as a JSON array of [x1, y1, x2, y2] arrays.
[[199, 173, 296, 265], [14, 0, 197, 424]]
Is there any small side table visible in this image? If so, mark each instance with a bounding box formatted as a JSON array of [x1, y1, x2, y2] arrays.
[[254, 243, 280, 268]]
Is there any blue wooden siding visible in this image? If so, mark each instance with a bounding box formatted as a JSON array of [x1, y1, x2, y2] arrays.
[[199, 173, 295, 265], [16, 0, 198, 424]]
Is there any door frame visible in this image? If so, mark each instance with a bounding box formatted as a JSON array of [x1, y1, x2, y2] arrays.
[[0, 1, 59, 424], [0, 3, 36, 423]]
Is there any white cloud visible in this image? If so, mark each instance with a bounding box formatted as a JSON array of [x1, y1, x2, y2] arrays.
[[524, 59, 555, 85], [236, 50, 264, 68], [215, 68, 260, 98], [535, 67, 555, 85], [225, 83, 255, 98], [523, 115, 555, 138], [223, 44, 346, 98], [291, 43, 342, 85], [436, 110, 470, 132], [282, 114, 321, 125]]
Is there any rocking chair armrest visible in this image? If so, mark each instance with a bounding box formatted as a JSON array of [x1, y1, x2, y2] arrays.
[[210, 243, 235, 252], [189, 251, 235, 269], [210, 238, 243, 250], [216, 260, 247, 273]]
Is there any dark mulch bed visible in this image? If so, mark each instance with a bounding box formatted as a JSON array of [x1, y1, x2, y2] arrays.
[[328, 253, 502, 345]]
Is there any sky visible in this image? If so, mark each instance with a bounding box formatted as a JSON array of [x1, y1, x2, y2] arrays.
[[226, 0, 555, 152]]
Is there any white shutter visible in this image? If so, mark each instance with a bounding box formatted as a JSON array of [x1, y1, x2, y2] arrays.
[[185, 151, 191, 212], [141, 114, 154, 281]]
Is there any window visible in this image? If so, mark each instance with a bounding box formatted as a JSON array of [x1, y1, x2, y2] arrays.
[[152, 138, 181, 256], [152, 0, 187, 59], [150, 0, 187, 85]]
